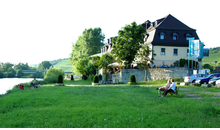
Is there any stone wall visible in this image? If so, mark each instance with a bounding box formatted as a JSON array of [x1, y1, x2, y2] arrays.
[[117, 67, 188, 83]]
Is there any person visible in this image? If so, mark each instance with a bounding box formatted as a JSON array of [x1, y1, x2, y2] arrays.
[[33, 78, 38, 89], [156, 79, 171, 97], [162, 79, 176, 97], [19, 84, 24, 90]]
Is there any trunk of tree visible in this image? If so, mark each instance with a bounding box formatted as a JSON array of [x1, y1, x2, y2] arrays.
[[144, 68, 147, 81]]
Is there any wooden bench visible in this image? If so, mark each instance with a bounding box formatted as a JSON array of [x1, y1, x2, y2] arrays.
[[169, 86, 179, 95]]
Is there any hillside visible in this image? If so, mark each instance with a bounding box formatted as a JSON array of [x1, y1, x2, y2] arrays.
[[52, 59, 72, 72], [202, 47, 220, 63]]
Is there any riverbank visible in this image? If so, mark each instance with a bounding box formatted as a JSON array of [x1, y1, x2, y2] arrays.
[[0, 78, 43, 95], [0, 79, 220, 128]]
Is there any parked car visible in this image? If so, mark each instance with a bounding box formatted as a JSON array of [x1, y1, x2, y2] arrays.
[[195, 73, 220, 85], [208, 77, 220, 86], [184, 74, 207, 83], [216, 79, 220, 86]]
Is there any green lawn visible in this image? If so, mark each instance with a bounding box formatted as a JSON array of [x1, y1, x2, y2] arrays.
[[0, 79, 220, 128]]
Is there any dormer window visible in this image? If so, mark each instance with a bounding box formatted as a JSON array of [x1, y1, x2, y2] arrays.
[[173, 33, 178, 40], [186, 33, 192, 40], [160, 32, 166, 40]]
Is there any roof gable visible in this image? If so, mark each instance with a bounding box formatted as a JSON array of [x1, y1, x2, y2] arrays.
[[155, 14, 195, 31]]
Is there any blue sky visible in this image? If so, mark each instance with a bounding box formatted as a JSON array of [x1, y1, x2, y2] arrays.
[[0, 0, 219, 65]]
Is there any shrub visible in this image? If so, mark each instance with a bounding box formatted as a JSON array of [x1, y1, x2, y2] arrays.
[[44, 67, 65, 83], [58, 75, 63, 83], [98, 74, 102, 81], [71, 75, 74, 81], [130, 75, 136, 83], [44, 74, 58, 83], [93, 75, 99, 83]]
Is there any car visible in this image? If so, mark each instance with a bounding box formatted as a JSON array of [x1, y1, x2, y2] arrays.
[[216, 79, 220, 86], [195, 73, 220, 85], [208, 77, 220, 86], [184, 74, 207, 83]]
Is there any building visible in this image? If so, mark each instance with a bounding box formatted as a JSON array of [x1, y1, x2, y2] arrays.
[[100, 14, 200, 67], [143, 14, 200, 66]]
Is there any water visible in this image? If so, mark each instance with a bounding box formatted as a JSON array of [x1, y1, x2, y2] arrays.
[[0, 78, 43, 95]]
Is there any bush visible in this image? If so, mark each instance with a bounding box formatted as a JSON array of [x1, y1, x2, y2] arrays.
[[44, 67, 65, 83], [71, 75, 74, 81], [82, 75, 88, 80], [44, 74, 58, 83], [98, 74, 102, 81], [130, 75, 136, 83], [58, 75, 63, 83], [93, 75, 99, 83]]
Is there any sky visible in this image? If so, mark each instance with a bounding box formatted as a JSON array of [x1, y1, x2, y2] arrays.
[[0, 0, 219, 65]]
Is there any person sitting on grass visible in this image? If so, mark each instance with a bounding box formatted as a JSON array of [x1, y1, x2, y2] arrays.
[[156, 79, 171, 97], [162, 79, 176, 97], [19, 84, 24, 90]]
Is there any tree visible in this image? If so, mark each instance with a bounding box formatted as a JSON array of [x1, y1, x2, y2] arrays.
[[135, 44, 156, 81], [38, 61, 52, 70], [14, 62, 29, 70], [70, 28, 105, 73], [217, 61, 220, 67], [99, 53, 114, 81], [3, 62, 14, 72], [111, 22, 146, 67], [17, 69, 23, 78], [75, 57, 90, 79]]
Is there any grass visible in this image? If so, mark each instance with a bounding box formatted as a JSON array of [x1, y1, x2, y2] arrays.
[[0, 79, 220, 128]]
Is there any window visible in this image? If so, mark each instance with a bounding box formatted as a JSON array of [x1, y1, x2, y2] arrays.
[[187, 49, 189, 56], [161, 48, 166, 55], [186, 33, 191, 40], [160, 32, 165, 40], [173, 49, 178, 56], [173, 33, 178, 40]]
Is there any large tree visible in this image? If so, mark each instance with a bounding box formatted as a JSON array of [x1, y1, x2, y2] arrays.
[[38, 61, 53, 70], [111, 22, 146, 67], [70, 28, 105, 73], [135, 44, 156, 81]]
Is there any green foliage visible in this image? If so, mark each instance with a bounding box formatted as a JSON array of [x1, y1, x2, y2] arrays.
[[98, 74, 102, 81], [70, 28, 105, 74], [216, 61, 220, 67], [203, 63, 214, 72], [30, 71, 44, 78], [135, 44, 156, 81], [44, 67, 65, 83], [174, 58, 198, 68], [58, 75, 63, 83], [38, 61, 53, 70], [99, 53, 114, 78], [17, 69, 23, 78], [130, 75, 136, 83], [75, 57, 89, 76], [111, 22, 146, 67], [14, 62, 29, 70], [93, 75, 99, 83]]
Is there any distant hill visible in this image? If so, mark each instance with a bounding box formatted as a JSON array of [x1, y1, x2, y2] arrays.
[[50, 59, 72, 72], [202, 47, 220, 63]]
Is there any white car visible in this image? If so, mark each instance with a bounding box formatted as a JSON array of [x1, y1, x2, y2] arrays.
[[184, 74, 207, 83], [216, 79, 220, 85]]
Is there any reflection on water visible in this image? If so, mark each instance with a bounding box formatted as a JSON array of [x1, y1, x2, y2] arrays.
[[0, 78, 43, 95]]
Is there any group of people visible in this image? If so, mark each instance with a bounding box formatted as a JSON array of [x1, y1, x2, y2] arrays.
[[18, 78, 41, 90], [156, 78, 176, 97]]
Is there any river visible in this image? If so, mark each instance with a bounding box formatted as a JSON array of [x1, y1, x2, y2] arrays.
[[0, 78, 43, 95]]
